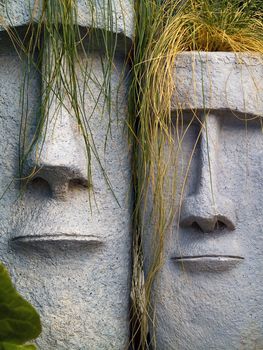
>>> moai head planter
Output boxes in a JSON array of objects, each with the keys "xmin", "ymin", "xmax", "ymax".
[
  {"xmin": 0, "ymin": 0, "xmax": 134, "ymax": 39},
  {"xmin": 143, "ymin": 52, "xmax": 263, "ymax": 349},
  {"xmin": 0, "ymin": 1, "xmax": 134, "ymax": 349}
]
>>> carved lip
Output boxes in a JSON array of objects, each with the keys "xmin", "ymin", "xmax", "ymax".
[
  {"xmin": 11, "ymin": 233, "xmax": 104, "ymax": 246},
  {"xmin": 172, "ymin": 255, "xmax": 244, "ymax": 272}
]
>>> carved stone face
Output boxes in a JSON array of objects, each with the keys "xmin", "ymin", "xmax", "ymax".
[
  {"xmin": 0, "ymin": 0, "xmax": 134, "ymax": 40},
  {"xmin": 0, "ymin": 31, "xmax": 131, "ymax": 349},
  {"xmin": 144, "ymin": 52, "xmax": 263, "ymax": 349}
]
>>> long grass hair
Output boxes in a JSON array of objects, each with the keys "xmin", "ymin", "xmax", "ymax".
[{"xmin": 1, "ymin": 0, "xmax": 130, "ymax": 196}]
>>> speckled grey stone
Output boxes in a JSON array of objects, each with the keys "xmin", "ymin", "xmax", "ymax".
[
  {"xmin": 143, "ymin": 52, "xmax": 263, "ymax": 349},
  {"xmin": 0, "ymin": 0, "xmax": 134, "ymax": 39},
  {"xmin": 0, "ymin": 31, "xmax": 132, "ymax": 349},
  {"xmin": 172, "ymin": 52, "xmax": 263, "ymax": 116}
]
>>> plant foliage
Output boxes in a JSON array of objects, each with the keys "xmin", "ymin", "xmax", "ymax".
[{"xmin": 0, "ymin": 264, "xmax": 41, "ymax": 350}]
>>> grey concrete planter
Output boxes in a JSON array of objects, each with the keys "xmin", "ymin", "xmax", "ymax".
[
  {"xmin": 0, "ymin": 0, "xmax": 134, "ymax": 40},
  {"xmin": 171, "ymin": 51, "xmax": 263, "ymax": 117},
  {"xmin": 144, "ymin": 51, "xmax": 263, "ymax": 349}
]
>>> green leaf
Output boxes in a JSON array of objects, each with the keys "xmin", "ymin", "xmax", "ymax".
[
  {"xmin": 0, "ymin": 343, "xmax": 36, "ymax": 350},
  {"xmin": 0, "ymin": 264, "xmax": 41, "ymax": 344}
]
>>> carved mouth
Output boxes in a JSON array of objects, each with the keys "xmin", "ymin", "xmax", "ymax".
[
  {"xmin": 172, "ymin": 255, "xmax": 244, "ymax": 272},
  {"xmin": 11, "ymin": 233, "xmax": 104, "ymax": 249}
]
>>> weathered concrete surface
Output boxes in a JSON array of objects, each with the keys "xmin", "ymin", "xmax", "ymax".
[
  {"xmin": 144, "ymin": 52, "xmax": 263, "ymax": 349},
  {"xmin": 0, "ymin": 0, "xmax": 134, "ymax": 39},
  {"xmin": 0, "ymin": 32, "xmax": 132, "ymax": 349},
  {"xmin": 172, "ymin": 52, "xmax": 263, "ymax": 116}
]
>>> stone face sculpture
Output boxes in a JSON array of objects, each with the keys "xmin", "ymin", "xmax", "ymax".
[
  {"xmin": 143, "ymin": 52, "xmax": 263, "ymax": 349},
  {"xmin": 0, "ymin": 1, "xmax": 134, "ymax": 349},
  {"xmin": 0, "ymin": 0, "xmax": 134, "ymax": 39}
]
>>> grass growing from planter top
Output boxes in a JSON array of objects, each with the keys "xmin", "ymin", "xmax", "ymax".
[{"xmin": 129, "ymin": 0, "xmax": 263, "ymax": 348}]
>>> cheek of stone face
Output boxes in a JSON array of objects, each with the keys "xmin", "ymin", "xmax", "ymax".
[
  {"xmin": 0, "ymin": 34, "xmax": 41, "ymax": 253},
  {"xmin": 218, "ymin": 115, "xmax": 263, "ymax": 213},
  {"xmin": 158, "ymin": 118, "xmax": 201, "ymax": 226},
  {"xmin": 142, "ymin": 116, "xmax": 199, "ymax": 263},
  {"xmin": 171, "ymin": 118, "xmax": 200, "ymax": 201}
]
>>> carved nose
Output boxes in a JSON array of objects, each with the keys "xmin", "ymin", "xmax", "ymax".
[
  {"xmin": 179, "ymin": 114, "xmax": 236, "ymax": 233},
  {"xmin": 26, "ymin": 43, "xmax": 88, "ymax": 200},
  {"xmin": 28, "ymin": 103, "xmax": 89, "ymax": 200},
  {"xmin": 180, "ymin": 193, "xmax": 236, "ymax": 232}
]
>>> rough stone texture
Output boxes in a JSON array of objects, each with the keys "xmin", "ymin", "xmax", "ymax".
[
  {"xmin": 144, "ymin": 52, "xmax": 263, "ymax": 349},
  {"xmin": 0, "ymin": 0, "xmax": 134, "ymax": 40},
  {"xmin": 0, "ymin": 32, "xmax": 132, "ymax": 349},
  {"xmin": 172, "ymin": 52, "xmax": 263, "ymax": 116}
]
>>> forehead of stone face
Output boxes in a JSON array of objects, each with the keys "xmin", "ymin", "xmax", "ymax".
[
  {"xmin": 171, "ymin": 52, "xmax": 263, "ymax": 117},
  {"xmin": 0, "ymin": 0, "xmax": 134, "ymax": 40}
]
